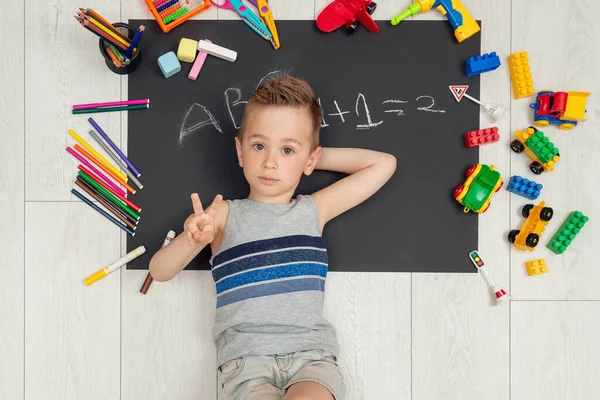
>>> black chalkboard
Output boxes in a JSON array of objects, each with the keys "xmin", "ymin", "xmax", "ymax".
[{"xmin": 126, "ymin": 19, "xmax": 482, "ymax": 273}]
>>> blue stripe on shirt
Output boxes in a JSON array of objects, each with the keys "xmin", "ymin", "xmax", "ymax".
[
  {"xmin": 217, "ymin": 277, "xmax": 325, "ymax": 308},
  {"xmin": 212, "ymin": 249, "xmax": 328, "ymax": 282},
  {"xmin": 212, "ymin": 235, "xmax": 326, "ymax": 267},
  {"xmin": 216, "ymin": 262, "xmax": 327, "ymax": 294}
]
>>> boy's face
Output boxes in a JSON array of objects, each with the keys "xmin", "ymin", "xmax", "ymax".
[{"xmin": 235, "ymin": 105, "xmax": 321, "ymax": 202}]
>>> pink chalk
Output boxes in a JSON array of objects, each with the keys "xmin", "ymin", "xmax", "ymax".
[
  {"xmin": 188, "ymin": 39, "xmax": 211, "ymax": 81},
  {"xmin": 66, "ymin": 146, "xmax": 127, "ymax": 197}
]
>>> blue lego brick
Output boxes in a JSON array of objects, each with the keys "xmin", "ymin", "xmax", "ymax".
[
  {"xmin": 505, "ymin": 175, "xmax": 543, "ymax": 200},
  {"xmin": 465, "ymin": 52, "xmax": 501, "ymax": 77}
]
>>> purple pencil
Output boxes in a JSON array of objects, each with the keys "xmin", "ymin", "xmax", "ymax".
[
  {"xmin": 72, "ymin": 99, "xmax": 149, "ymax": 111},
  {"xmin": 66, "ymin": 146, "xmax": 127, "ymax": 197},
  {"xmin": 87, "ymin": 117, "xmax": 142, "ymax": 178}
]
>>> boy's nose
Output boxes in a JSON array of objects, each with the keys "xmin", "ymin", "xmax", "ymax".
[{"xmin": 263, "ymin": 152, "xmax": 278, "ymax": 169}]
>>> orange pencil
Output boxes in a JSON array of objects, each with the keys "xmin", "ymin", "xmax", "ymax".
[
  {"xmin": 74, "ymin": 144, "xmax": 136, "ymax": 195},
  {"xmin": 80, "ymin": 8, "xmax": 130, "ymax": 42},
  {"xmin": 80, "ymin": 19, "xmax": 129, "ymax": 51},
  {"xmin": 105, "ymin": 44, "xmax": 122, "ymax": 67}
]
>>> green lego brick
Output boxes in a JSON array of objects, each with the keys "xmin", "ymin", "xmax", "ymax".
[
  {"xmin": 525, "ymin": 130, "xmax": 559, "ymax": 164},
  {"xmin": 546, "ymin": 211, "xmax": 589, "ymax": 254}
]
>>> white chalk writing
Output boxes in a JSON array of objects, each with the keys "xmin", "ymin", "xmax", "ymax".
[
  {"xmin": 356, "ymin": 93, "xmax": 383, "ymax": 130},
  {"xmin": 415, "ymin": 95, "xmax": 445, "ymax": 113},
  {"xmin": 179, "ymin": 103, "xmax": 222, "ymax": 147},
  {"xmin": 328, "ymin": 100, "xmax": 350, "ymax": 122},
  {"xmin": 225, "ymin": 88, "xmax": 248, "ymax": 129},
  {"xmin": 382, "ymin": 99, "xmax": 408, "ymax": 116}
]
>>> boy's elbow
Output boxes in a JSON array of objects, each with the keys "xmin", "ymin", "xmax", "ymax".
[
  {"xmin": 385, "ymin": 153, "xmax": 397, "ymax": 175},
  {"xmin": 149, "ymin": 258, "xmax": 173, "ymax": 282}
]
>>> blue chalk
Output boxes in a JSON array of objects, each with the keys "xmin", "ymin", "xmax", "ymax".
[
  {"xmin": 506, "ymin": 175, "xmax": 543, "ymax": 200},
  {"xmin": 158, "ymin": 51, "xmax": 181, "ymax": 78},
  {"xmin": 465, "ymin": 52, "xmax": 501, "ymax": 77}
]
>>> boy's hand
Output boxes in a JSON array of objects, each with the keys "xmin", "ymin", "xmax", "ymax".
[{"xmin": 184, "ymin": 193, "xmax": 223, "ymax": 247}]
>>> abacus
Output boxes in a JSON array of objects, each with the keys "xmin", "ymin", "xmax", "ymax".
[{"xmin": 144, "ymin": 0, "xmax": 211, "ymax": 33}]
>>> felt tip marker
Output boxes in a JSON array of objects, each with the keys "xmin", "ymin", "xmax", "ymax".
[{"xmin": 84, "ymin": 246, "xmax": 146, "ymax": 286}]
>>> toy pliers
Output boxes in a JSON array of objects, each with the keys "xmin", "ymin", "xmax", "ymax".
[{"xmin": 248, "ymin": 0, "xmax": 280, "ymax": 49}]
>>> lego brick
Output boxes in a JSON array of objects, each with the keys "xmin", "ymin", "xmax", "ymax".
[
  {"xmin": 546, "ymin": 211, "xmax": 589, "ymax": 254},
  {"xmin": 177, "ymin": 38, "xmax": 198, "ymax": 63},
  {"xmin": 525, "ymin": 259, "xmax": 547, "ymax": 276},
  {"xmin": 524, "ymin": 129, "xmax": 559, "ymax": 164},
  {"xmin": 507, "ymin": 51, "xmax": 535, "ymax": 99},
  {"xmin": 465, "ymin": 52, "xmax": 501, "ymax": 77},
  {"xmin": 157, "ymin": 51, "xmax": 181, "ymax": 78},
  {"xmin": 198, "ymin": 40, "xmax": 237, "ymax": 63},
  {"xmin": 505, "ymin": 175, "xmax": 543, "ymax": 200},
  {"xmin": 464, "ymin": 127, "xmax": 500, "ymax": 148}
]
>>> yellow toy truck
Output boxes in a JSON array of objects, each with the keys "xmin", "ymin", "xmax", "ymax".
[
  {"xmin": 510, "ymin": 126, "xmax": 560, "ymax": 175},
  {"xmin": 508, "ymin": 201, "xmax": 554, "ymax": 251}
]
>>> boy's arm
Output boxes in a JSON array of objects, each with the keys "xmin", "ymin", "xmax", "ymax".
[{"xmin": 311, "ymin": 147, "xmax": 397, "ymax": 229}]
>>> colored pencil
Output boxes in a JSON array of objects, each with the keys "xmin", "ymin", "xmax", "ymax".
[
  {"xmin": 81, "ymin": 15, "xmax": 131, "ymax": 48},
  {"xmin": 79, "ymin": 8, "xmax": 130, "ymax": 42},
  {"xmin": 72, "ymin": 104, "xmax": 149, "ymax": 114},
  {"xmin": 77, "ymin": 172, "xmax": 141, "ymax": 221},
  {"xmin": 75, "ymin": 179, "xmax": 137, "ymax": 230},
  {"xmin": 73, "ymin": 99, "xmax": 149, "ymax": 110},
  {"xmin": 88, "ymin": 117, "xmax": 142, "ymax": 177},
  {"xmin": 105, "ymin": 44, "xmax": 123, "ymax": 68},
  {"xmin": 88, "ymin": 129, "xmax": 143, "ymax": 190},
  {"xmin": 66, "ymin": 146, "xmax": 126, "ymax": 197},
  {"xmin": 78, "ymin": 166, "xmax": 142, "ymax": 212},
  {"xmin": 74, "ymin": 144, "xmax": 136, "ymax": 195},
  {"xmin": 71, "ymin": 188, "xmax": 135, "ymax": 236},
  {"xmin": 125, "ymin": 25, "xmax": 145, "ymax": 58},
  {"xmin": 75, "ymin": 17, "xmax": 129, "ymax": 51},
  {"xmin": 67, "ymin": 129, "xmax": 128, "ymax": 182},
  {"xmin": 108, "ymin": 44, "xmax": 126, "ymax": 63}
]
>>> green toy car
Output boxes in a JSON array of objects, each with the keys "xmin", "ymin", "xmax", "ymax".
[{"xmin": 453, "ymin": 164, "xmax": 503, "ymax": 213}]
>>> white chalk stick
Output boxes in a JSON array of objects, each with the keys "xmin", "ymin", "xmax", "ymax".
[{"xmin": 197, "ymin": 40, "xmax": 237, "ymax": 63}]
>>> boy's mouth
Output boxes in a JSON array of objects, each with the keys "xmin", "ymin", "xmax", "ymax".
[{"xmin": 258, "ymin": 176, "xmax": 279, "ymax": 185}]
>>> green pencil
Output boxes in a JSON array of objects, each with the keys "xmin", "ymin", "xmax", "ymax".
[
  {"xmin": 72, "ymin": 104, "xmax": 148, "ymax": 114},
  {"xmin": 78, "ymin": 171, "xmax": 141, "ymax": 221},
  {"xmin": 108, "ymin": 43, "xmax": 124, "ymax": 61}
]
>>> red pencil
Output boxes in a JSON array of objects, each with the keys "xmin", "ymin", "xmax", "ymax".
[{"xmin": 78, "ymin": 165, "xmax": 142, "ymax": 213}]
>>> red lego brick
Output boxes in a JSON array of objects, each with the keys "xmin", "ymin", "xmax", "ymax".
[{"xmin": 464, "ymin": 127, "xmax": 500, "ymax": 148}]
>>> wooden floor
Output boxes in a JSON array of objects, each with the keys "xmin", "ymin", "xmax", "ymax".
[{"xmin": 2, "ymin": 0, "xmax": 600, "ymax": 399}]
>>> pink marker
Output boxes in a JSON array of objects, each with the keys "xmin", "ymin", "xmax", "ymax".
[
  {"xmin": 189, "ymin": 39, "xmax": 211, "ymax": 81},
  {"xmin": 72, "ymin": 99, "xmax": 149, "ymax": 111},
  {"xmin": 66, "ymin": 146, "xmax": 127, "ymax": 197}
]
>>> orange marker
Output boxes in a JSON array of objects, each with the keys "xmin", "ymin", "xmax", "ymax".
[{"xmin": 74, "ymin": 144, "xmax": 136, "ymax": 195}]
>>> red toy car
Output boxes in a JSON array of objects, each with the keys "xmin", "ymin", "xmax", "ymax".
[{"xmin": 316, "ymin": 0, "xmax": 379, "ymax": 34}]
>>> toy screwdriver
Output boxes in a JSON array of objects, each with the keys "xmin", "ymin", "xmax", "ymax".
[{"xmin": 391, "ymin": 0, "xmax": 480, "ymax": 43}]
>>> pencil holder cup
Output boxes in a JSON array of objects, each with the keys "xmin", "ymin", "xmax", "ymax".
[{"xmin": 99, "ymin": 22, "xmax": 142, "ymax": 75}]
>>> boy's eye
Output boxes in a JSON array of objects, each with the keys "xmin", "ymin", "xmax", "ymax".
[
  {"xmin": 283, "ymin": 147, "xmax": 295, "ymax": 155},
  {"xmin": 253, "ymin": 143, "xmax": 265, "ymax": 151}
]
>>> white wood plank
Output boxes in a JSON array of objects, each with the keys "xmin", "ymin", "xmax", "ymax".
[
  {"xmin": 512, "ymin": 302, "xmax": 600, "ymax": 400},
  {"xmin": 323, "ymin": 272, "xmax": 411, "ymax": 400},
  {"xmin": 25, "ymin": 0, "xmax": 122, "ymax": 201},
  {"xmin": 412, "ymin": 1, "xmax": 511, "ymax": 399},
  {"xmin": 25, "ymin": 202, "xmax": 120, "ymax": 399},
  {"xmin": 510, "ymin": 0, "xmax": 600, "ymax": 300},
  {"xmin": 0, "ymin": 0, "xmax": 24, "ymax": 397}
]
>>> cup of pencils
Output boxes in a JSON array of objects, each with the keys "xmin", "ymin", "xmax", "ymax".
[{"xmin": 75, "ymin": 9, "xmax": 144, "ymax": 75}]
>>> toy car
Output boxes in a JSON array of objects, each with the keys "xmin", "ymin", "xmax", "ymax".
[
  {"xmin": 453, "ymin": 164, "xmax": 503, "ymax": 214},
  {"xmin": 510, "ymin": 126, "xmax": 560, "ymax": 175},
  {"xmin": 508, "ymin": 201, "xmax": 553, "ymax": 251},
  {"xmin": 316, "ymin": 0, "xmax": 379, "ymax": 34},
  {"xmin": 529, "ymin": 90, "xmax": 590, "ymax": 130}
]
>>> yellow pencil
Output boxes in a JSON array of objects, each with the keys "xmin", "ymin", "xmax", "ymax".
[
  {"xmin": 68, "ymin": 129, "xmax": 128, "ymax": 182},
  {"xmin": 86, "ymin": 16, "xmax": 135, "ymax": 51}
]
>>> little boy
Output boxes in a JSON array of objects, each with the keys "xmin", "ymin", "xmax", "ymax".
[{"xmin": 149, "ymin": 75, "xmax": 397, "ymax": 400}]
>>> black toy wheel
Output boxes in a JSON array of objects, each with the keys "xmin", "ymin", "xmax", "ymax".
[
  {"xmin": 508, "ymin": 230, "xmax": 520, "ymax": 244},
  {"xmin": 540, "ymin": 207, "xmax": 553, "ymax": 221},
  {"xmin": 348, "ymin": 22, "xmax": 359, "ymax": 34},
  {"xmin": 511, "ymin": 140, "xmax": 525, "ymax": 153},
  {"xmin": 525, "ymin": 233, "xmax": 539, "ymax": 247},
  {"xmin": 522, "ymin": 204, "xmax": 534, "ymax": 218},
  {"xmin": 367, "ymin": 2, "xmax": 377, "ymax": 14},
  {"xmin": 529, "ymin": 161, "xmax": 544, "ymax": 175}
]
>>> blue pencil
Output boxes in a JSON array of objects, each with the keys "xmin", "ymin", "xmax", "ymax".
[
  {"xmin": 71, "ymin": 188, "xmax": 136, "ymax": 236},
  {"xmin": 125, "ymin": 25, "xmax": 145, "ymax": 58}
]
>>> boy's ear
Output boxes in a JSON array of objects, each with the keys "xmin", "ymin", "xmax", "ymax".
[
  {"xmin": 304, "ymin": 146, "xmax": 322, "ymax": 176},
  {"xmin": 235, "ymin": 136, "xmax": 243, "ymax": 167}
]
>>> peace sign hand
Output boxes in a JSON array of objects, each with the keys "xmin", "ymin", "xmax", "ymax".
[{"xmin": 184, "ymin": 193, "xmax": 223, "ymax": 247}]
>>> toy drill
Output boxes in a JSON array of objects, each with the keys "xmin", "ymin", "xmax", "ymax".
[{"xmin": 391, "ymin": 0, "xmax": 480, "ymax": 43}]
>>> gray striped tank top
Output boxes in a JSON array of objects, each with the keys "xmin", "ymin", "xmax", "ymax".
[{"xmin": 209, "ymin": 194, "xmax": 339, "ymax": 366}]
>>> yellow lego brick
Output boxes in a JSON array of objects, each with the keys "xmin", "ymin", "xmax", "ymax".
[
  {"xmin": 177, "ymin": 38, "xmax": 198, "ymax": 63},
  {"xmin": 563, "ymin": 91, "xmax": 591, "ymax": 121},
  {"xmin": 508, "ymin": 51, "xmax": 535, "ymax": 99},
  {"xmin": 526, "ymin": 258, "xmax": 548, "ymax": 276},
  {"xmin": 514, "ymin": 201, "xmax": 551, "ymax": 251}
]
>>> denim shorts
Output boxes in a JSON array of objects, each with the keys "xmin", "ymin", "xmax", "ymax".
[{"xmin": 217, "ymin": 348, "xmax": 345, "ymax": 400}]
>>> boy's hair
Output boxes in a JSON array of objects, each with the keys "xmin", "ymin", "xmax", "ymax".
[{"xmin": 238, "ymin": 75, "xmax": 323, "ymax": 150}]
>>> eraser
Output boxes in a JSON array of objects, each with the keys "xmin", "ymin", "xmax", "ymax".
[
  {"xmin": 189, "ymin": 39, "xmax": 211, "ymax": 80},
  {"xmin": 197, "ymin": 40, "xmax": 237, "ymax": 62}
]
